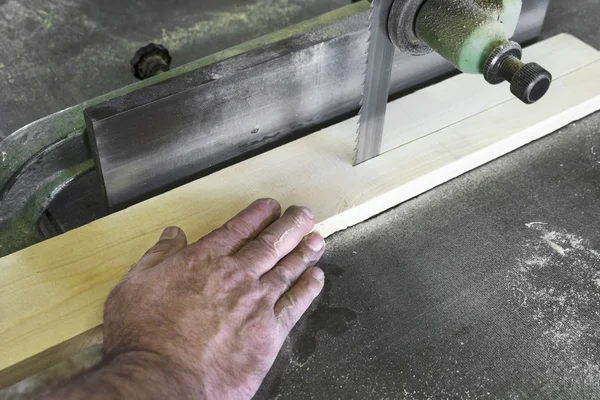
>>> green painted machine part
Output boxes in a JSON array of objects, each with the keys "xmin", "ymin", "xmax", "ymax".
[
  {"xmin": 416, "ymin": 0, "xmax": 522, "ymax": 74},
  {"xmin": 386, "ymin": 0, "xmax": 551, "ymax": 103},
  {"xmin": 408, "ymin": 0, "xmax": 552, "ymax": 103}
]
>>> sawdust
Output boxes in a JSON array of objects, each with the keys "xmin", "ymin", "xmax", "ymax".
[
  {"xmin": 0, "ymin": 0, "xmax": 83, "ymax": 137},
  {"xmin": 0, "ymin": 0, "xmax": 345, "ymax": 138},
  {"xmin": 509, "ymin": 222, "xmax": 600, "ymax": 383},
  {"xmin": 395, "ymin": 363, "xmax": 497, "ymax": 400},
  {"xmin": 0, "ymin": 1, "xmax": 67, "ymax": 31},
  {"xmin": 159, "ymin": 0, "xmax": 300, "ymax": 51}
]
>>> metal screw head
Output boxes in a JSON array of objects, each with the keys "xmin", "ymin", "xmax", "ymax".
[
  {"xmin": 509, "ymin": 62, "xmax": 553, "ymax": 104},
  {"xmin": 483, "ymin": 40, "xmax": 552, "ymax": 104},
  {"xmin": 483, "ymin": 41, "xmax": 522, "ymax": 85},
  {"xmin": 130, "ymin": 43, "xmax": 172, "ymax": 80}
]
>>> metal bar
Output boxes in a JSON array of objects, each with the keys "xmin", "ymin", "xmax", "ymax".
[
  {"xmin": 0, "ymin": 0, "xmax": 549, "ymax": 256},
  {"xmin": 86, "ymin": 0, "xmax": 551, "ymax": 211},
  {"xmin": 0, "ymin": 2, "xmax": 370, "ymax": 256}
]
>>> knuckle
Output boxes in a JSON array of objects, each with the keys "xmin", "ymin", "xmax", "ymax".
[
  {"xmin": 178, "ymin": 247, "xmax": 201, "ymax": 269},
  {"xmin": 255, "ymin": 234, "xmax": 279, "ymax": 258},
  {"xmin": 298, "ymin": 246, "xmax": 317, "ymax": 264},
  {"xmin": 284, "ymin": 291, "xmax": 300, "ymax": 309},
  {"xmin": 223, "ymin": 218, "xmax": 254, "ymax": 239},
  {"xmin": 297, "ymin": 276, "xmax": 315, "ymax": 292},
  {"xmin": 195, "ymin": 234, "xmax": 227, "ymax": 256},
  {"xmin": 218, "ymin": 265, "xmax": 249, "ymax": 290},
  {"xmin": 271, "ymin": 267, "xmax": 292, "ymax": 291},
  {"xmin": 277, "ymin": 304, "xmax": 296, "ymax": 331}
]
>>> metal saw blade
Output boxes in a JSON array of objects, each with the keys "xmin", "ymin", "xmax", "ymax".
[{"xmin": 354, "ymin": 0, "xmax": 396, "ymax": 166}]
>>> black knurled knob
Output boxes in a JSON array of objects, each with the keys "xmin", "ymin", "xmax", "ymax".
[
  {"xmin": 483, "ymin": 41, "xmax": 552, "ymax": 105},
  {"xmin": 504, "ymin": 61, "xmax": 552, "ymax": 104},
  {"xmin": 130, "ymin": 43, "xmax": 172, "ymax": 80}
]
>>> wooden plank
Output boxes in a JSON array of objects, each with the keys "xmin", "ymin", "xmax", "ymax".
[{"xmin": 1, "ymin": 34, "xmax": 599, "ymax": 387}]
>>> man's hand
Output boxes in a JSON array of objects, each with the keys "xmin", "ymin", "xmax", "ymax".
[{"xmin": 47, "ymin": 199, "xmax": 325, "ymax": 400}]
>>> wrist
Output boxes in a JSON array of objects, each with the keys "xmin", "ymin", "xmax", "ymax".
[{"xmin": 102, "ymin": 350, "xmax": 203, "ymax": 399}]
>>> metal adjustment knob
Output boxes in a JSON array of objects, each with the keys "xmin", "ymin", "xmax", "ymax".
[
  {"xmin": 484, "ymin": 41, "xmax": 552, "ymax": 104},
  {"xmin": 130, "ymin": 43, "xmax": 172, "ymax": 80}
]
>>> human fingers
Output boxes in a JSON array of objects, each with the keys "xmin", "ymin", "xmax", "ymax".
[
  {"xmin": 194, "ymin": 198, "xmax": 281, "ymax": 256},
  {"xmin": 234, "ymin": 205, "xmax": 315, "ymax": 275},
  {"xmin": 260, "ymin": 233, "xmax": 325, "ymax": 299},
  {"xmin": 274, "ymin": 267, "xmax": 324, "ymax": 337},
  {"xmin": 129, "ymin": 226, "xmax": 187, "ymax": 275}
]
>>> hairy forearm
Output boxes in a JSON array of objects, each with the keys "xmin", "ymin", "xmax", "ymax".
[{"xmin": 45, "ymin": 351, "xmax": 200, "ymax": 400}]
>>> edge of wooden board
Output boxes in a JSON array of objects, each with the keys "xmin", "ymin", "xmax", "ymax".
[
  {"xmin": 1, "ymin": 33, "xmax": 599, "ymax": 387},
  {"xmin": 0, "ymin": 326, "xmax": 103, "ymax": 389}
]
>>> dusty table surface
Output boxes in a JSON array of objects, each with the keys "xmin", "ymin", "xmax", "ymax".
[{"xmin": 1, "ymin": 0, "xmax": 600, "ymax": 399}]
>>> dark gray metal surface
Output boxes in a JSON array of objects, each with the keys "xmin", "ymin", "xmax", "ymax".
[
  {"xmin": 85, "ymin": 0, "xmax": 548, "ymax": 211},
  {"xmin": 0, "ymin": 0, "xmax": 354, "ymax": 256},
  {"xmin": 258, "ymin": 108, "xmax": 600, "ymax": 400},
  {"xmin": 4, "ymin": 0, "xmax": 546, "ymax": 255},
  {"xmin": 3, "ymin": 3, "xmax": 392, "ymax": 257},
  {"xmin": 0, "ymin": 0, "xmax": 349, "ymax": 140}
]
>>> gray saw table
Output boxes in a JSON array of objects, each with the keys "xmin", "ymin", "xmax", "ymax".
[{"xmin": 1, "ymin": 0, "xmax": 600, "ymax": 398}]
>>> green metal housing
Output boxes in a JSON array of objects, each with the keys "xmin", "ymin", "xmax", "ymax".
[{"xmin": 416, "ymin": 0, "xmax": 522, "ymax": 73}]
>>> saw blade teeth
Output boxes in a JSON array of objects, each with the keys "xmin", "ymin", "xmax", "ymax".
[
  {"xmin": 354, "ymin": 0, "xmax": 396, "ymax": 166},
  {"xmin": 354, "ymin": 0, "xmax": 376, "ymax": 164}
]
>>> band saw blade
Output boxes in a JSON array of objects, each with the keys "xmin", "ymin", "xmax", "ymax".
[{"xmin": 354, "ymin": 0, "xmax": 396, "ymax": 166}]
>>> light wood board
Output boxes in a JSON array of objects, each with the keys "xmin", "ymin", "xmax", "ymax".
[{"xmin": 1, "ymin": 34, "xmax": 599, "ymax": 387}]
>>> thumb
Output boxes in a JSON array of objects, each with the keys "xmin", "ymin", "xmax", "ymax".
[{"xmin": 129, "ymin": 226, "xmax": 188, "ymax": 275}]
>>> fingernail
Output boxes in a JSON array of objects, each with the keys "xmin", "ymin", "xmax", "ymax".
[
  {"xmin": 257, "ymin": 198, "xmax": 281, "ymax": 212},
  {"xmin": 161, "ymin": 226, "xmax": 180, "ymax": 240},
  {"xmin": 310, "ymin": 267, "xmax": 325, "ymax": 282},
  {"xmin": 306, "ymin": 233, "xmax": 324, "ymax": 252},
  {"xmin": 300, "ymin": 206, "xmax": 314, "ymax": 220},
  {"xmin": 258, "ymin": 198, "xmax": 278, "ymax": 206}
]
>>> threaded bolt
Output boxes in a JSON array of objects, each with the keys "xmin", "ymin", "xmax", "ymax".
[{"xmin": 483, "ymin": 41, "xmax": 552, "ymax": 104}]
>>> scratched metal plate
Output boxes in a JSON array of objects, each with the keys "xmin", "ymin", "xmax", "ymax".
[{"xmin": 85, "ymin": 0, "xmax": 549, "ymax": 211}]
